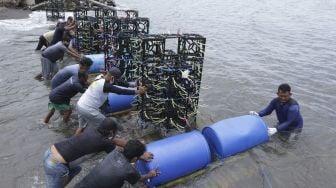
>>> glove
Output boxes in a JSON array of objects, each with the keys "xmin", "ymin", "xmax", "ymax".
[
  {"xmin": 249, "ymin": 111, "xmax": 259, "ymax": 116},
  {"xmin": 268, "ymin": 128, "xmax": 277, "ymax": 136}
]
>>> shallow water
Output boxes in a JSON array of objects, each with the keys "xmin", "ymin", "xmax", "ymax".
[{"xmin": 0, "ymin": 0, "xmax": 336, "ymax": 187}]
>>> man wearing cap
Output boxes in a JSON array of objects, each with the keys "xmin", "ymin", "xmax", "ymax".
[
  {"xmin": 75, "ymin": 67, "xmax": 147, "ymax": 135},
  {"xmin": 51, "ymin": 56, "xmax": 93, "ymax": 89},
  {"xmin": 35, "ymin": 33, "xmax": 82, "ymax": 81},
  {"xmin": 50, "ymin": 16, "xmax": 76, "ymax": 46},
  {"xmin": 43, "ymin": 118, "xmax": 154, "ymax": 188}
]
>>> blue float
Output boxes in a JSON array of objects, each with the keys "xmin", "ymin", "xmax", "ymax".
[
  {"xmin": 86, "ymin": 54, "xmax": 105, "ymax": 74},
  {"xmin": 136, "ymin": 130, "xmax": 211, "ymax": 187},
  {"xmin": 102, "ymin": 92, "xmax": 135, "ymax": 114},
  {"xmin": 85, "ymin": 54, "xmax": 135, "ymax": 113},
  {"xmin": 202, "ymin": 115, "xmax": 269, "ymax": 159}
]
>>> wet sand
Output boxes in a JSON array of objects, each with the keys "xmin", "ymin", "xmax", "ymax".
[{"xmin": 0, "ymin": 7, "xmax": 31, "ymax": 20}]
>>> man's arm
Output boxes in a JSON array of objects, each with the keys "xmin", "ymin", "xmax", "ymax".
[
  {"xmin": 258, "ymin": 99, "xmax": 276, "ymax": 117},
  {"xmin": 115, "ymin": 79, "xmax": 131, "ymax": 87},
  {"xmin": 112, "ymin": 137, "xmax": 127, "ymax": 147},
  {"xmin": 64, "ymin": 22, "xmax": 76, "ymax": 31},
  {"xmin": 140, "ymin": 170, "xmax": 159, "ymax": 181},
  {"xmin": 139, "ymin": 152, "xmax": 154, "ymax": 162},
  {"xmin": 66, "ymin": 48, "xmax": 81, "ymax": 60},
  {"xmin": 276, "ymin": 105, "xmax": 300, "ymax": 131},
  {"xmin": 103, "ymin": 82, "xmax": 147, "ymax": 95}
]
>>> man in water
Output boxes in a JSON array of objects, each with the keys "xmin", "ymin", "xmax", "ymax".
[
  {"xmin": 249, "ymin": 83, "xmax": 303, "ymax": 136},
  {"xmin": 43, "ymin": 118, "xmax": 154, "ymax": 188},
  {"xmin": 74, "ymin": 139, "xmax": 159, "ymax": 188},
  {"xmin": 35, "ymin": 33, "xmax": 82, "ymax": 80},
  {"xmin": 50, "ymin": 56, "xmax": 93, "ymax": 89},
  {"xmin": 43, "ymin": 71, "xmax": 88, "ymax": 124},
  {"xmin": 50, "ymin": 16, "xmax": 76, "ymax": 46},
  {"xmin": 35, "ymin": 30, "xmax": 54, "ymax": 51},
  {"xmin": 75, "ymin": 67, "xmax": 147, "ymax": 135}
]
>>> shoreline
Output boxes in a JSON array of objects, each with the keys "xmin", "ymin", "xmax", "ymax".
[{"xmin": 0, "ymin": 7, "xmax": 31, "ymax": 20}]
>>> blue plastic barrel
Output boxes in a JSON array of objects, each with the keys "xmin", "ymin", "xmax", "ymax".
[
  {"xmin": 202, "ymin": 115, "xmax": 269, "ymax": 159},
  {"xmin": 100, "ymin": 84, "xmax": 136, "ymax": 114},
  {"xmin": 136, "ymin": 131, "xmax": 211, "ymax": 187},
  {"xmin": 86, "ymin": 54, "xmax": 104, "ymax": 74},
  {"xmin": 102, "ymin": 93, "xmax": 135, "ymax": 114}
]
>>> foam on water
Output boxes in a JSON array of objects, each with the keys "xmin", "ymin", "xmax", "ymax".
[{"xmin": 0, "ymin": 11, "xmax": 74, "ymax": 32}]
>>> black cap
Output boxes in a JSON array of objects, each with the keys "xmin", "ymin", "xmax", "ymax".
[
  {"xmin": 108, "ymin": 67, "xmax": 121, "ymax": 79},
  {"xmin": 80, "ymin": 56, "xmax": 93, "ymax": 67}
]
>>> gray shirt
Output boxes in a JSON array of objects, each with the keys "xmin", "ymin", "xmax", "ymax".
[
  {"xmin": 42, "ymin": 41, "xmax": 67, "ymax": 63},
  {"xmin": 74, "ymin": 150, "xmax": 140, "ymax": 188}
]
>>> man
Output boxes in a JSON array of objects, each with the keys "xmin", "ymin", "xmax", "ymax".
[
  {"xmin": 43, "ymin": 71, "xmax": 88, "ymax": 124},
  {"xmin": 35, "ymin": 30, "xmax": 54, "ymax": 50},
  {"xmin": 51, "ymin": 56, "xmax": 93, "ymax": 89},
  {"xmin": 75, "ymin": 67, "xmax": 147, "ymax": 135},
  {"xmin": 50, "ymin": 16, "xmax": 76, "ymax": 46},
  {"xmin": 43, "ymin": 118, "xmax": 154, "ymax": 188},
  {"xmin": 35, "ymin": 33, "xmax": 82, "ymax": 81},
  {"xmin": 74, "ymin": 140, "xmax": 159, "ymax": 188},
  {"xmin": 249, "ymin": 83, "xmax": 303, "ymax": 136}
]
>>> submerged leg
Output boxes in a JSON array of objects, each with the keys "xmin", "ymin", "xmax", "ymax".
[
  {"xmin": 62, "ymin": 109, "xmax": 72, "ymax": 123},
  {"xmin": 44, "ymin": 109, "xmax": 55, "ymax": 124}
]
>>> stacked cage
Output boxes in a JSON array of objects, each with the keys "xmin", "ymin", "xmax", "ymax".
[
  {"xmin": 74, "ymin": 8, "xmax": 149, "ymax": 75},
  {"xmin": 46, "ymin": 0, "xmax": 65, "ymax": 21},
  {"xmin": 137, "ymin": 34, "xmax": 206, "ymax": 133},
  {"xmin": 112, "ymin": 17, "xmax": 149, "ymax": 81},
  {"xmin": 73, "ymin": 7, "xmax": 206, "ymax": 133},
  {"xmin": 74, "ymin": 7, "xmax": 116, "ymax": 54}
]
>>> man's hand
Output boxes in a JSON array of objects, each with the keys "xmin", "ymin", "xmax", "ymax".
[
  {"xmin": 140, "ymin": 152, "xmax": 154, "ymax": 162},
  {"xmin": 147, "ymin": 169, "xmax": 160, "ymax": 178},
  {"xmin": 141, "ymin": 168, "xmax": 160, "ymax": 181},
  {"xmin": 137, "ymin": 86, "xmax": 148, "ymax": 94},
  {"xmin": 268, "ymin": 128, "xmax": 277, "ymax": 136},
  {"xmin": 249, "ymin": 111, "xmax": 259, "ymax": 116}
]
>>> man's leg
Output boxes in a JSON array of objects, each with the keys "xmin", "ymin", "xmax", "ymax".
[
  {"xmin": 44, "ymin": 148, "xmax": 70, "ymax": 188},
  {"xmin": 64, "ymin": 165, "xmax": 81, "ymax": 187},
  {"xmin": 34, "ymin": 73, "xmax": 43, "ymax": 80},
  {"xmin": 41, "ymin": 57, "xmax": 50, "ymax": 80},
  {"xmin": 62, "ymin": 109, "xmax": 72, "ymax": 123},
  {"xmin": 44, "ymin": 109, "xmax": 55, "ymax": 124},
  {"xmin": 49, "ymin": 62, "xmax": 59, "ymax": 80},
  {"xmin": 75, "ymin": 106, "xmax": 105, "ymax": 135},
  {"xmin": 76, "ymin": 105, "xmax": 88, "ymax": 136},
  {"xmin": 35, "ymin": 35, "xmax": 44, "ymax": 50}
]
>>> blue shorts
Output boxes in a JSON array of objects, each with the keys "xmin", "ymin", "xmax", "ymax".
[{"xmin": 43, "ymin": 148, "xmax": 81, "ymax": 188}]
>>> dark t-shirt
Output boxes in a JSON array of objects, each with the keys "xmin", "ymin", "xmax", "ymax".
[
  {"xmin": 258, "ymin": 98, "xmax": 303, "ymax": 132},
  {"xmin": 50, "ymin": 26, "xmax": 65, "ymax": 45},
  {"xmin": 51, "ymin": 64, "xmax": 80, "ymax": 89},
  {"xmin": 74, "ymin": 150, "xmax": 140, "ymax": 188},
  {"xmin": 49, "ymin": 76, "xmax": 86, "ymax": 104},
  {"xmin": 54, "ymin": 126, "xmax": 115, "ymax": 163}
]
